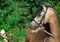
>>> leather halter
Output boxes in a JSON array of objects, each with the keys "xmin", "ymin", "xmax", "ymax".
[{"xmin": 33, "ymin": 7, "xmax": 48, "ymax": 27}]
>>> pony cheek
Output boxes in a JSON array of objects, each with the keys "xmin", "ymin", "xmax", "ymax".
[
  {"xmin": 44, "ymin": 17, "xmax": 50, "ymax": 24},
  {"xmin": 44, "ymin": 14, "xmax": 50, "ymax": 24}
]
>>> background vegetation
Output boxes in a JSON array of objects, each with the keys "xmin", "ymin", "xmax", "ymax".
[{"xmin": 0, "ymin": 0, "xmax": 60, "ymax": 42}]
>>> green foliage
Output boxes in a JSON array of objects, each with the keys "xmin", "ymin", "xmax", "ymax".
[
  {"xmin": 0, "ymin": 36, "xmax": 3, "ymax": 42},
  {"xmin": 0, "ymin": 0, "xmax": 60, "ymax": 42},
  {"xmin": 55, "ymin": 2, "xmax": 60, "ymax": 14},
  {"xmin": 55, "ymin": 2, "xmax": 60, "ymax": 23},
  {"xmin": 0, "ymin": 0, "xmax": 59, "ymax": 31},
  {"xmin": 7, "ymin": 28, "xmax": 26, "ymax": 42}
]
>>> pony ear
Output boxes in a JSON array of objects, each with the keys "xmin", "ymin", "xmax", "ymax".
[{"xmin": 42, "ymin": 5, "xmax": 46, "ymax": 11}]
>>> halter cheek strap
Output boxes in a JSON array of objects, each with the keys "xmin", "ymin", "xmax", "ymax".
[
  {"xmin": 33, "ymin": 7, "xmax": 48, "ymax": 27},
  {"xmin": 39, "ymin": 7, "xmax": 48, "ymax": 24}
]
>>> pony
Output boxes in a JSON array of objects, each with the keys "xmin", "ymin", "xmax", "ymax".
[{"xmin": 26, "ymin": 5, "xmax": 60, "ymax": 42}]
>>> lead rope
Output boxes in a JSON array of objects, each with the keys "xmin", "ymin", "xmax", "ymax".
[
  {"xmin": 38, "ymin": 26, "xmax": 60, "ymax": 42},
  {"xmin": 41, "ymin": 28, "xmax": 60, "ymax": 42},
  {"xmin": 43, "ymin": 29, "xmax": 60, "ymax": 41},
  {"xmin": 39, "ymin": 26, "xmax": 54, "ymax": 37}
]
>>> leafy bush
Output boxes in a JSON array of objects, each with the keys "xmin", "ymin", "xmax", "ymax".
[
  {"xmin": 55, "ymin": 2, "xmax": 60, "ymax": 23},
  {"xmin": 0, "ymin": 0, "xmax": 60, "ymax": 42}
]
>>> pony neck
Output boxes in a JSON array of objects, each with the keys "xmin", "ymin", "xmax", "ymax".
[
  {"xmin": 49, "ymin": 13, "xmax": 60, "ymax": 36},
  {"xmin": 49, "ymin": 12, "xmax": 60, "ymax": 42}
]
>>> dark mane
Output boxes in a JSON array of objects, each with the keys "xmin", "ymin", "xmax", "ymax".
[
  {"xmin": 35, "ymin": 6, "xmax": 43, "ymax": 16},
  {"xmin": 35, "ymin": 5, "xmax": 54, "ymax": 16}
]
